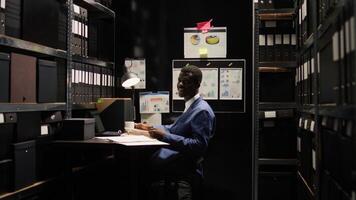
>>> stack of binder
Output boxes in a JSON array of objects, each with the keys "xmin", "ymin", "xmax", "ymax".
[
  {"xmin": 297, "ymin": 116, "xmax": 316, "ymax": 190},
  {"xmin": 259, "ymin": 20, "xmax": 296, "ymax": 62},
  {"xmin": 71, "ymin": 62, "xmax": 114, "ymax": 104},
  {"xmin": 72, "ymin": 4, "xmax": 88, "ymax": 57}
]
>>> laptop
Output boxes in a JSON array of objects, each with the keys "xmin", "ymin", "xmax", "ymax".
[{"xmin": 90, "ymin": 111, "xmax": 122, "ymax": 136}]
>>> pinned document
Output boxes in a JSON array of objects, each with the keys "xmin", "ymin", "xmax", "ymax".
[
  {"xmin": 184, "ymin": 27, "xmax": 227, "ymax": 58},
  {"xmin": 41, "ymin": 125, "xmax": 49, "ymax": 136}
]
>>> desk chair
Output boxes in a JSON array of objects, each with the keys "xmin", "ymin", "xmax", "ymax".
[
  {"xmin": 148, "ymin": 157, "xmax": 204, "ymax": 200},
  {"xmin": 149, "ymin": 117, "xmax": 215, "ymax": 200}
]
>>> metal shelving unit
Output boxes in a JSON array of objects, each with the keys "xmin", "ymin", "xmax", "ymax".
[
  {"xmin": 0, "ymin": 35, "xmax": 67, "ymax": 59},
  {"xmin": 0, "ymin": 0, "xmax": 116, "ymax": 198},
  {"xmin": 0, "ymin": 103, "xmax": 67, "ymax": 113},
  {"xmin": 296, "ymin": 0, "xmax": 356, "ymax": 199},
  {"xmin": 254, "ymin": 2, "xmax": 298, "ymax": 200}
]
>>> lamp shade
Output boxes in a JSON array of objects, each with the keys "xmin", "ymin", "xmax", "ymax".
[{"xmin": 121, "ymin": 72, "xmax": 140, "ymax": 88}]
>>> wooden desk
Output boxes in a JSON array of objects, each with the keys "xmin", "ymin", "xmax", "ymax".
[{"xmin": 53, "ymin": 136, "xmax": 168, "ymax": 200}]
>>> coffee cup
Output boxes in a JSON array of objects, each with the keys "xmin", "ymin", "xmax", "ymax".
[{"xmin": 125, "ymin": 121, "xmax": 135, "ymax": 132}]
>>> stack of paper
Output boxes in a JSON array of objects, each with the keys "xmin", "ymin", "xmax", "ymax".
[{"xmin": 96, "ymin": 135, "xmax": 168, "ymax": 146}]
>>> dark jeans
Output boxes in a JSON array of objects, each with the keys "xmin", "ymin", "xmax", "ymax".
[{"xmin": 149, "ymin": 178, "xmax": 193, "ymax": 200}]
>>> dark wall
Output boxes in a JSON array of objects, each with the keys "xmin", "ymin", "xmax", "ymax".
[{"xmin": 113, "ymin": 0, "xmax": 253, "ymax": 199}]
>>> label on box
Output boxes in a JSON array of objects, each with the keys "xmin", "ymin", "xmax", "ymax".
[
  {"xmin": 41, "ymin": 125, "xmax": 49, "ymax": 136},
  {"xmin": 310, "ymin": 121, "xmax": 315, "ymax": 132},
  {"xmin": 0, "ymin": 113, "xmax": 4, "ymax": 123},
  {"xmin": 0, "ymin": 0, "xmax": 5, "ymax": 9},
  {"xmin": 304, "ymin": 119, "xmax": 308, "ymax": 130},
  {"xmin": 299, "ymin": 118, "xmax": 303, "ymax": 128},
  {"xmin": 264, "ymin": 111, "xmax": 276, "ymax": 118},
  {"xmin": 297, "ymin": 137, "xmax": 301, "ymax": 152}
]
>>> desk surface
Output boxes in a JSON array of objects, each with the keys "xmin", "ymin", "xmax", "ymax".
[{"xmin": 53, "ymin": 135, "xmax": 169, "ymax": 148}]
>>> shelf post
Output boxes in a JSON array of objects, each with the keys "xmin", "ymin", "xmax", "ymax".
[{"xmin": 66, "ymin": 0, "xmax": 73, "ymax": 119}]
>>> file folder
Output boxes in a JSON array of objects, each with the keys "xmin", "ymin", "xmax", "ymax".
[
  {"xmin": 5, "ymin": 0, "xmax": 21, "ymax": 37},
  {"xmin": 0, "ymin": 11, "xmax": 4, "ymax": 34},
  {"xmin": 0, "ymin": 53, "xmax": 10, "ymax": 102},
  {"xmin": 38, "ymin": 59, "xmax": 58, "ymax": 103}
]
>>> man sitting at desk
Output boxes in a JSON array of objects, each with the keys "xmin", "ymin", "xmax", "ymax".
[{"xmin": 135, "ymin": 65, "xmax": 216, "ymax": 200}]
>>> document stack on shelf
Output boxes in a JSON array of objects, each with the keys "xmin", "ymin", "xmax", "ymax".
[{"xmin": 72, "ymin": 4, "xmax": 88, "ymax": 57}]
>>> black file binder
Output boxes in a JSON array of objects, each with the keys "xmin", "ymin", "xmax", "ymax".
[
  {"xmin": 0, "ymin": 159, "xmax": 12, "ymax": 193},
  {"xmin": 290, "ymin": 34, "xmax": 297, "ymax": 61},
  {"xmin": 22, "ymin": 0, "xmax": 66, "ymax": 49},
  {"xmin": 38, "ymin": 59, "xmax": 58, "ymax": 103},
  {"xmin": 0, "ymin": 11, "xmax": 4, "ymax": 34},
  {"xmin": 5, "ymin": 0, "xmax": 21, "ymax": 37},
  {"xmin": 0, "ymin": 52, "xmax": 10, "ymax": 102},
  {"xmin": 15, "ymin": 112, "xmax": 40, "ymax": 142},
  {"xmin": 0, "ymin": 113, "xmax": 16, "ymax": 160},
  {"xmin": 282, "ymin": 34, "xmax": 290, "ymax": 61},
  {"xmin": 81, "ymin": 7, "xmax": 88, "ymax": 57},
  {"xmin": 266, "ymin": 34, "xmax": 275, "ymax": 62},
  {"xmin": 72, "ymin": 62, "xmax": 79, "ymax": 103},
  {"xmin": 88, "ymin": 64, "xmax": 94, "ymax": 102},
  {"xmin": 300, "ymin": 127, "xmax": 313, "ymax": 186},
  {"xmin": 319, "ymin": 38, "xmax": 339, "ymax": 104},
  {"xmin": 94, "ymin": 66, "xmax": 101, "ymax": 101},
  {"xmin": 13, "ymin": 140, "xmax": 36, "ymax": 190},
  {"xmin": 259, "ymin": 34, "xmax": 267, "ymax": 62},
  {"xmin": 83, "ymin": 64, "xmax": 89, "ymax": 102},
  {"xmin": 274, "ymin": 34, "xmax": 283, "ymax": 61}
]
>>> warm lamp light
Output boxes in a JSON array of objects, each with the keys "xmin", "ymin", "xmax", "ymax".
[{"xmin": 121, "ymin": 72, "xmax": 140, "ymax": 88}]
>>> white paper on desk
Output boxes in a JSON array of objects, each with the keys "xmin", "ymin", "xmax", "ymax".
[{"xmin": 96, "ymin": 135, "xmax": 168, "ymax": 146}]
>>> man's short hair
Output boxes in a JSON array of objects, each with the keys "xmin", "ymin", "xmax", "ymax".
[{"xmin": 181, "ymin": 65, "xmax": 202, "ymax": 86}]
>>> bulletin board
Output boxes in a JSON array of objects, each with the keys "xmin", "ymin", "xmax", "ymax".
[{"xmin": 172, "ymin": 59, "xmax": 246, "ymax": 113}]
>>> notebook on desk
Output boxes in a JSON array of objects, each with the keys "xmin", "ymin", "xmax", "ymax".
[{"xmin": 90, "ymin": 111, "xmax": 122, "ymax": 136}]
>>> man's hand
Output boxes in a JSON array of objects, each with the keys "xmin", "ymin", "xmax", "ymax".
[
  {"xmin": 134, "ymin": 123, "xmax": 153, "ymax": 131},
  {"xmin": 148, "ymin": 128, "xmax": 165, "ymax": 140}
]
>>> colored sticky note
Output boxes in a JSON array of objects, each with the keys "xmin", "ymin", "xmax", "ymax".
[{"xmin": 199, "ymin": 48, "xmax": 208, "ymax": 57}]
